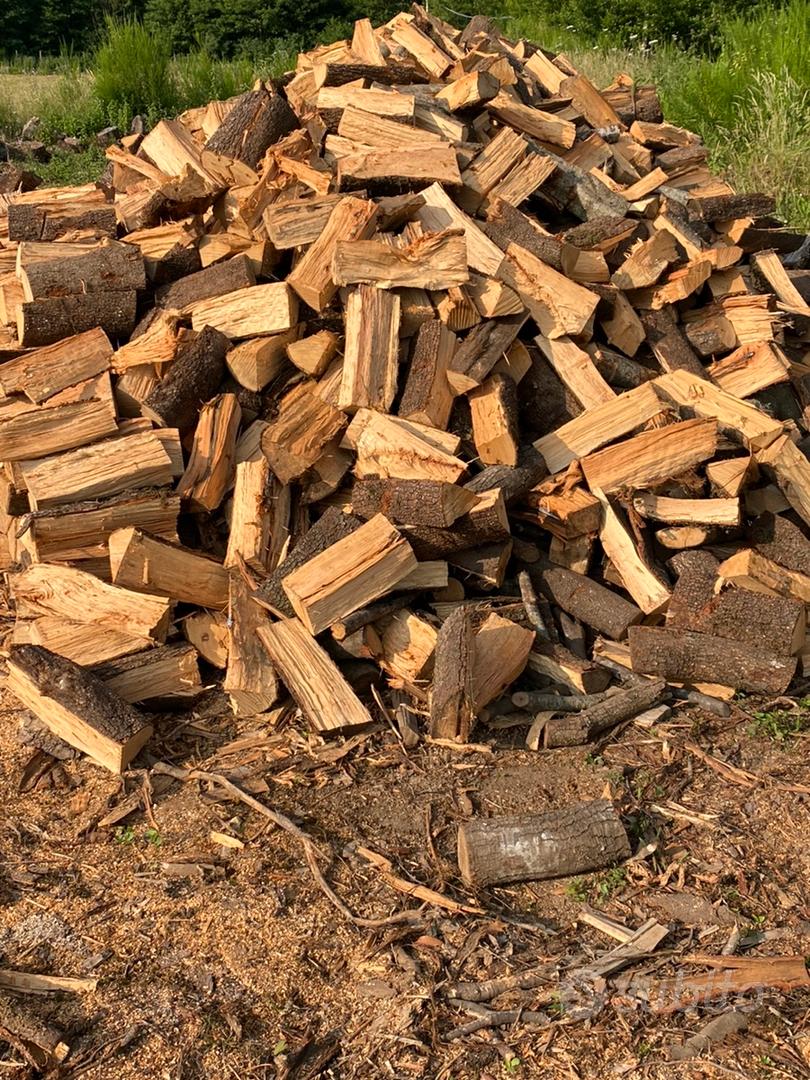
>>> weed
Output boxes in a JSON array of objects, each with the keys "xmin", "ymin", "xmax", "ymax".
[
  {"xmin": 584, "ymin": 752, "xmax": 605, "ymax": 766},
  {"xmin": 115, "ymin": 825, "xmax": 136, "ymax": 845},
  {"xmin": 565, "ymin": 877, "xmax": 588, "ymax": 902},
  {"xmin": 748, "ymin": 700, "xmax": 810, "ymax": 744},
  {"xmin": 595, "ymin": 867, "xmax": 627, "ymax": 900},
  {"xmin": 503, "ymin": 1054, "xmax": 522, "ymax": 1073},
  {"xmin": 144, "ymin": 828, "xmax": 163, "ymax": 848},
  {"xmin": 273, "ymin": 1038, "xmax": 288, "ymax": 1056},
  {"xmin": 637, "ymin": 1040, "xmax": 653, "ymax": 1059},
  {"xmin": 30, "ymin": 146, "xmax": 106, "ymax": 186}
]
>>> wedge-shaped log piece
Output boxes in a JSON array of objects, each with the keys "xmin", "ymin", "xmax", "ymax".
[
  {"xmin": 10, "ymin": 563, "xmax": 171, "ymax": 642},
  {"xmin": 379, "ymin": 609, "xmax": 437, "ymax": 682},
  {"xmin": 262, "ymin": 381, "xmax": 346, "ymax": 484},
  {"xmin": 225, "ymin": 457, "xmax": 273, "ymax": 571},
  {"xmin": 19, "ymin": 489, "xmax": 179, "ymax": 564},
  {"xmin": 177, "ymin": 393, "xmax": 241, "ymax": 512},
  {"xmin": 287, "ymin": 196, "xmax": 378, "ymax": 313},
  {"xmin": 226, "ymin": 328, "xmax": 298, "ymax": 393},
  {"xmin": 581, "ymin": 418, "xmax": 718, "ymax": 494},
  {"xmin": 716, "ymin": 547, "xmax": 810, "ymax": 604},
  {"xmin": 486, "ymin": 91, "xmax": 576, "ymax": 149},
  {"xmin": 184, "ymin": 610, "xmax": 229, "ymax": 668},
  {"xmin": 487, "ymin": 152, "xmax": 556, "ymax": 211},
  {"xmin": 338, "ymin": 285, "xmax": 400, "ymax": 412},
  {"xmin": 750, "ymin": 511, "xmax": 810, "ymax": 576},
  {"xmin": 94, "ymin": 643, "xmax": 202, "ymax": 707},
  {"xmin": 446, "ymin": 313, "xmax": 526, "ymax": 394},
  {"xmin": 398, "ymin": 319, "xmax": 456, "ymax": 429},
  {"xmin": 629, "ymin": 624, "xmax": 796, "ymax": 694},
  {"xmin": 263, "ymin": 193, "xmax": 345, "ymax": 250},
  {"xmin": 188, "ymin": 283, "xmax": 297, "ymax": 339},
  {"xmin": 756, "ymin": 435, "xmax": 810, "ymax": 528},
  {"xmin": 282, "ymin": 513, "xmax": 417, "ymax": 636},
  {"xmin": 656, "ymin": 369, "xmax": 783, "ymax": 451},
  {"xmin": 332, "ymin": 228, "xmax": 468, "ymax": 291},
  {"xmin": 351, "ymin": 477, "xmax": 478, "ymax": 527},
  {"xmin": 472, "ymin": 613, "xmax": 534, "ymax": 712},
  {"xmin": 430, "ymin": 605, "xmax": 474, "ymax": 741},
  {"xmin": 19, "ymin": 431, "xmax": 174, "ymax": 511},
  {"xmin": 595, "ymin": 490, "xmax": 670, "ymax": 614},
  {"xmin": 141, "ymin": 325, "xmax": 230, "ymax": 430},
  {"xmin": 458, "ymin": 800, "xmax": 630, "ymax": 886},
  {"xmin": 436, "ymin": 69, "xmax": 499, "ymax": 111},
  {"xmin": 205, "ymin": 85, "xmax": 297, "ymax": 169},
  {"xmin": 347, "ymin": 409, "xmax": 467, "ymax": 483},
  {"xmin": 642, "ymin": 307, "xmax": 706, "ymax": 378},
  {"xmin": 458, "ymin": 127, "xmax": 528, "ymax": 212},
  {"xmin": 108, "ymin": 527, "xmax": 230, "ymax": 610},
  {"xmin": 224, "ymin": 575, "xmax": 279, "ymax": 716},
  {"xmin": 286, "ymin": 330, "xmax": 339, "ymax": 378},
  {"xmin": 24, "ymin": 617, "xmax": 149, "ymax": 666},
  {"xmin": 535, "ymin": 335, "xmax": 614, "ymax": 410},
  {"xmin": 0, "ymin": 395, "xmax": 117, "ymax": 461},
  {"xmin": 0, "ymin": 326, "xmax": 111, "ymax": 403},
  {"xmin": 6, "ymin": 645, "xmax": 152, "ymax": 773},
  {"xmin": 468, "ymin": 373, "xmax": 519, "ymax": 466},
  {"xmin": 156, "ymin": 252, "xmax": 255, "ymax": 312},
  {"xmin": 534, "ymin": 381, "xmax": 663, "ymax": 475},
  {"xmin": 414, "ymin": 182, "xmax": 504, "ymax": 277},
  {"xmin": 706, "ymin": 455, "xmax": 753, "ymax": 498},
  {"xmin": 527, "ymin": 642, "xmax": 611, "ymax": 694},
  {"xmin": 402, "ymin": 488, "xmax": 511, "ymax": 560},
  {"xmin": 611, "ymin": 229, "xmax": 678, "ymax": 290},
  {"xmin": 630, "ymin": 120, "xmax": 697, "ymax": 149},
  {"xmin": 500, "ymin": 242, "xmax": 598, "ymax": 339},
  {"xmin": 707, "ymin": 342, "xmax": 789, "ymax": 398},
  {"xmin": 258, "ymin": 617, "xmax": 373, "ymax": 733},
  {"xmin": 390, "ymin": 19, "xmax": 452, "ymax": 78},
  {"xmin": 634, "ymin": 494, "xmax": 740, "ymax": 527},
  {"xmin": 337, "ymin": 146, "xmax": 461, "ymax": 192},
  {"xmin": 525, "ymin": 483, "xmax": 601, "ymax": 539}
]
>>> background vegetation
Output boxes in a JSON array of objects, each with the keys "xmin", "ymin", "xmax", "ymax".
[{"xmin": 0, "ymin": 0, "xmax": 807, "ymax": 227}]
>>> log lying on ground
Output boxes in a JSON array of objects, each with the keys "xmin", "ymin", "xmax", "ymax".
[
  {"xmin": 6, "ymin": 645, "xmax": 152, "ymax": 773},
  {"xmin": 543, "ymin": 677, "xmax": 666, "ymax": 747},
  {"xmin": 458, "ymin": 800, "xmax": 631, "ymax": 886}
]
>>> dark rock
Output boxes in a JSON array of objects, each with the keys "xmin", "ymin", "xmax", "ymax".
[
  {"xmin": 56, "ymin": 135, "xmax": 83, "ymax": 153},
  {"xmin": 96, "ymin": 125, "xmax": 121, "ymax": 147},
  {"xmin": 130, "ymin": 115, "xmax": 146, "ymax": 136},
  {"xmin": 0, "ymin": 163, "xmax": 42, "ymax": 194},
  {"xmin": 19, "ymin": 116, "xmax": 40, "ymax": 141}
]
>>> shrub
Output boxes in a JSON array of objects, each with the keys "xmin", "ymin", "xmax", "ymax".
[
  {"xmin": 173, "ymin": 49, "xmax": 254, "ymax": 107},
  {"xmin": 93, "ymin": 16, "xmax": 177, "ymax": 124}
]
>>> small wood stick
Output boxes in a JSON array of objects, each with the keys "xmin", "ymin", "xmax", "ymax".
[{"xmin": 518, "ymin": 570, "xmax": 551, "ymax": 641}]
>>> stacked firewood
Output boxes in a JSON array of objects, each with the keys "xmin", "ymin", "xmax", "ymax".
[{"xmin": 1, "ymin": 6, "xmax": 810, "ymax": 777}]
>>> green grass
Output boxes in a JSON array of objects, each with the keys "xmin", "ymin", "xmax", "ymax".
[{"xmin": 748, "ymin": 698, "xmax": 810, "ymax": 743}]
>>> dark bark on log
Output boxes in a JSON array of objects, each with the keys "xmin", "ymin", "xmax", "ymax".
[
  {"xmin": 205, "ymin": 87, "xmax": 298, "ymax": 168},
  {"xmin": 591, "ymin": 344, "xmax": 655, "ymax": 389},
  {"xmin": 449, "ymin": 314, "xmax": 527, "ymax": 391},
  {"xmin": 641, "ymin": 307, "xmax": 707, "ymax": 378},
  {"xmin": 17, "ymin": 291, "xmax": 137, "ymax": 347},
  {"xmin": 351, "ymin": 477, "xmax": 475, "ymax": 527},
  {"xmin": 533, "ymin": 150, "xmax": 628, "ymax": 221},
  {"xmin": 458, "ymin": 799, "xmax": 630, "ymax": 885},
  {"xmin": 142, "ymin": 325, "xmax": 230, "ymax": 430},
  {"xmin": 255, "ymin": 507, "xmax": 364, "ymax": 617},
  {"xmin": 448, "ymin": 540, "xmax": 513, "ymax": 585},
  {"xmin": 331, "ymin": 592, "xmax": 420, "ymax": 640},
  {"xmin": 465, "ymin": 444, "xmax": 548, "ymax": 504},
  {"xmin": 482, "ymin": 198, "xmax": 565, "ymax": 271},
  {"xmin": 628, "ymin": 625, "xmax": 797, "ymax": 694},
  {"xmin": 314, "ymin": 62, "xmax": 428, "ymax": 87},
  {"xmin": 529, "ymin": 560, "xmax": 642, "ymax": 640},
  {"xmin": 634, "ymin": 84, "xmax": 663, "ymax": 123},
  {"xmin": 156, "ymin": 253, "xmax": 255, "ymax": 310},
  {"xmin": 689, "ymin": 192, "xmax": 776, "ymax": 223},
  {"xmin": 656, "ymin": 144, "xmax": 709, "ymax": 175},
  {"xmin": 22, "ymin": 243, "xmax": 145, "ymax": 299},
  {"xmin": 404, "ymin": 513, "xmax": 511, "ymax": 561},
  {"xmin": 519, "ymin": 350, "xmax": 582, "ymax": 440},
  {"xmin": 543, "ymin": 678, "xmax": 666, "ymax": 747},
  {"xmin": 562, "ymin": 215, "xmax": 638, "ymax": 251},
  {"xmin": 8, "ymin": 202, "xmax": 117, "ymax": 242},
  {"xmin": 6, "ymin": 645, "xmax": 152, "ymax": 773},
  {"xmin": 430, "ymin": 605, "xmax": 474, "ymax": 740},
  {"xmin": 750, "ymin": 512, "xmax": 810, "ymax": 576}
]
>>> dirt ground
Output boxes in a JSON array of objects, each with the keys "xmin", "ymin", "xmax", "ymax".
[{"xmin": 0, "ymin": 678, "xmax": 809, "ymax": 1080}]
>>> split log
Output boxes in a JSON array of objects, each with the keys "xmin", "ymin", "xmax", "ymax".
[
  {"xmin": 261, "ymin": 381, "xmax": 346, "ymax": 483},
  {"xmin": 226, "ymin": 328, "xmax": 298, "ymax": 393},
  {"xmin": 401, "ymin": 488, "xmax": 510, "ymax": 560},
  {"xmin": 471, "ymin": 613, "xmax": 534, "ymax": 712},
  {"xmin": 398, "ymin": 319, "xmax": 456, "ymax": 429},
  {"xmin": 19, "ymin": 241, "xmax": 145, "ymax": 301},
  {"xmin": 468, "ymin": 373, "xmax": 519, "ymax": 466},
  {"xmin": 0, "ymin": 395, "xmax": 118, "ymax": 461},
  {"xmin": 281, "ymin": 513, "xmax": 416, "ymax": 635},
  {"xmin": 628, "ymin": 625, "xmax": 796, "ymax": 694},
  {"xmin": 286, "ymin": 329, "xmax": 339, "ymax": 378},
  {"xmin": 499, "ymin": 243, "xmax": 598, "ymax": 340},
  {"xmin": 581, "ymin": 418, "xmax": 718, "ymax": 494},
  {"xmin": 544, "ymin": 678, "xmax": 666, "ymax": 747},
  {"xmin": 8, "ymin": 201, "xmax": 117, "ymax": 243},
  {"xmin": 225, "ymin": 457, "xmax": 273, "ymax": 571},
  {"xmin": 155, "ymin": 252, "xmax": 255, "ymax": 311},
  {"xmin": 446, "ymin": 314, "xmax": 527, "ymax": 394},
  {"xmin": 337, "ymin": 146, "xmax": 462, "ymax": 193},
  {"xmin": 93, "ymin": 643, "xmax": 202, "ymax": 707},
  {"xmin": 6, "ymin": 645, "xmax": 153, "ymax": 772},
  {"xmin": 287, "ymin": 196, "xmax": 378, "ymax": 312},
  {"xmin": 0, "ymin": 326, "xmax": 112, "ymax": 403},
  {"xmin": 224, "ymin": 575, "xmax": 279, "ymax": 716},
  {"xmin": 526, "ymin": 641, "xmax": 611, "ymax": 694},
  {"xmin": 17, "ymin": 291, "xmax": 138, "ymax": 348},
  {"xmin": 339, "ymin": 285, "xmax": 401, "ymax": 412},
  {"xmin": 177, "ymin": 393, "xmax": 241, "ymax": 512},
  {"xmin": 429, "ymin": 605, "xmax": 474, "ymax": 741},
  {"xmin": 750, "ymin": 512, "xmax": 810, "ymax": 576},
  {"xmin": 183, "ymin": 610, "xmax": 229, "ymax": 667},
  {"xmin": 257, "ymin": 617, "xmax": 374, "ymax": 734},
  {"xmin": 332, "ymin": 229, "xmax": 467, "ymax": 290},
  {"xmin": 141, "ymin": 325, "xmax": 230, "ymax": 430},
  {"xmin": 458, "ymin": 800, "xmax": 630, "ymax": 886},
  {"xmin": 351, "ymin": 477, "xmax": 478, "ymax": 527},
  {"xmin": 346, "ymin": 409, "xmax": 467, "ymax": 484},
  {"xmin": 205, "ymin": 86, "xmax": 297, "ymax": 168},
  {"xmin": 188, "ymin": 282, "xmax": 297, "ymax": 339},
  {"xmin": 19, "ymin": 431, "xmax": 174, "ymax": 510},
  {"xmin": 633, "ymin": 494, "xmax": 741, "ymax": 527},
  {"xmin": 108, "ymin": 527, "xmax": 229, "ymax": 609}
]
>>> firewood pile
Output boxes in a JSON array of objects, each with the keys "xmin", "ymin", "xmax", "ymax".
[{"xmin": 2, "ymin": 6, "xmax": 810, "ymax": 789}]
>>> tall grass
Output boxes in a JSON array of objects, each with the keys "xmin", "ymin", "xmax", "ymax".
[{"xmin": 93, "ymin": 16, "xmax": 177, "ymax": 124}]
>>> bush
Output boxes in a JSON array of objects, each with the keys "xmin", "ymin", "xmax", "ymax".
[
  {"xmin": 93, "ymin": 16, "xmax": 177, "ymax": 123},
  {"xmin": 174, "ymin": 49, "xmax": 254, "ymax": 107}
]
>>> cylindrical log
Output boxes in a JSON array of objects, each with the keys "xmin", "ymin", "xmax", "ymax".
[
  {"xmin": 141, "ymin": 325, "xmax": 230, "ymax": 430},
  {"xmin": 529, "ymin": 561, "xmax": 642, "ymax": 640},
  {"xmin": 458, "ymin": 799, "xmax": 631, "ymax": 886},
  {"xmin": 205, "ymin": 87, "xmax": 298, "ymax": 168},
  {"xmin": 465, "ymin": 445, "xmax": 548, "ymax": 504},
  {"xmin": 543, "ymin": 678, "xmax": 666, "ymax": 747}
]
